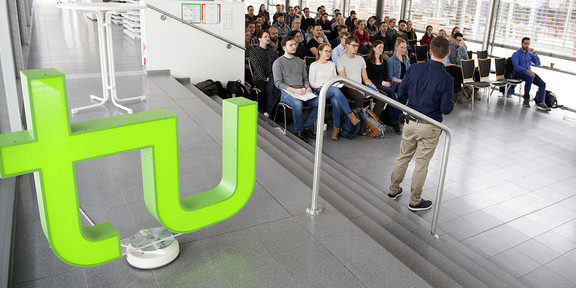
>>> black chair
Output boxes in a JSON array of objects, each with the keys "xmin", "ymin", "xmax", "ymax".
[
  {"xmin": 414, "ymin": 45, "xmax": 428, "ymax": 63},
  {"xmin": 477, "ymin": 50, "xmax": 488, "ymax": 62},
  {"xmin": 461, "ymin": 59, "xmax": 490, "ymax": 110},
  {"xmin": 304, "ymin": 56, "xmax": 316, "ymax": 67},
  {"xmin": 247, "ymin": 58, "xmax": 261, "ymax": 109},
  {"xmin": 478, "ymin": 58, "xmax": 497, "ymax": 107},
  {"xmin": 494, "ymin": 57, "xmax": 522, "ymax": 105},
  {"xmin": 467, "ymin": 50, "xmax": 473, "ymax": 60}
]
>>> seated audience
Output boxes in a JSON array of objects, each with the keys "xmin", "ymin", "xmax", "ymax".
[
  {"xmin": 345, "ymin": 10, "xmax": 356, "ymax": 28},
  {"xmin": 386, "ymin": 19, "xmax": 397, "ymax": 40},
  {"xmin": 257, "ymin": 4, "xmax": 270, "ymax": 27},
  {"xmin": 272, "ymin": 4, "xmax": 282, "ymax": 24},
  {"xmin": 372, "ymin": 21, "xmax": 394, "ymax": 60},
  {"xmin": 307, "ymin": 24, "xmax": 326, "ymax": 57},
  {"xmin": 406, "ymin": 20, "xmax": 417, "ymax": 40},
  {"xmin": 420, "ymin": 25, "xmax": 434, "ymax": 48},
  {"xmin": 246, "ymin": 5, "xmax": 257, "ymax": 22},
  {"xmin": 511, "ymin": 37, "xmax": 549, "ymax": 111},
  {"xmin": 438, "ymin": 29, "xmax": 447, "ymax": 38},
  {"xmin": 388, "ymin": 38, "xmax": 411, "ymax": 92},
  {"xmin": 330, "ymin": 25, "xmax": 348, "ymax": 48},
  {"xmin": 450, "ymin": 27, "xmax": 468, "ymax": 50},
  {"xmin": 271, "ymin": 13, "xmax": 291, "ymax": 38},
  {"xmin": 337, "ymin": 36, "xmax": 378, "ymax": 109},
  {"xmin": 285, "ymin": 6, "xmax": 297, "ymax": 27},
  {"xmin": 366, "ymin": 16, "xmax": 379, "ymax": 37},
  {"xmin": 448, "ymin": 32, "xmax": 469, "ymax": 65},
  {"xmin": 301, "ymin": 7, "xmax": 315, "ymax": 31},
  {"xmin": 309, "ymin": 43, "xmax": 360, "ymax": 140},
  {"xmin": 268, "ymin": 27, "xmax": 281, "ymax": 53},
  {"xmin": 365, "ymin": 40, "xmax": 402, "ymax": 134},
  {"xmin": 317, "ymin": 13, "xmax": 332, "ymax": 35},
  {"xmin": 331, "ymin": 15, "xmax": 346, "ymax": 32},
  {"xmin": 331, "ymin": 31, "xmax": 349, "ymax": 65},
  {"xmin": 291, "ymin": 18, "xmax": 307, "ymax": 42},
  {"xmin": 250, "ymin": 30, "xmax": 278, "ymax": 112},
  {"xmin": 273, "ymin": 36, "xmax": 319, "ymax": 142},
  {"xmin": 330, "ymin": 9, "xmax": 341, "ymax": 25},
  {"xmin": 291, "ymin": 30, "xmax": 307, "ymax": 59},
  {"xmin": 353, "ymin": 20, "xmax": 371, "ymax": 54},
  {"xmin": 246, "ymin": 21, "xmax": 258, "ymax": 46},
  {"xmin": 390, "ymin": 20, "xmax": 409, "ymax": 52}
]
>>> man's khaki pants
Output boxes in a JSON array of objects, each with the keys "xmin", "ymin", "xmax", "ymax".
[{"xmin": 389, "ymin": 121, "xmax": 441, "ymax": 206}]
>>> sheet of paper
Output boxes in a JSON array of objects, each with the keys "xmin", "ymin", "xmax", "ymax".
[
  {"xmin": 181, "ymin": 4, "xmax": 201, "ymax": 24},
  {"xmin": 282, "ymin": 89, "xmax": 317, "ymax": 102},
  {"xmin": 202, "ymin": 4, "xmax": 220, "ymax": 24},
  {"xmin": 332, "ymin": 83, "xmax": 344, "ymax": 88}
]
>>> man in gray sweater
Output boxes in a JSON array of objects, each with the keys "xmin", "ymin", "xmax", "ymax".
[{"xmin": 273, "ymin": 36, "xmax": 318, "ymax": 142}]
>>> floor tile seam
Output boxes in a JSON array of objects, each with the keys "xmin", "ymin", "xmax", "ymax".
[
  {"xmin": 291, "ymin": 216, "xmax": 369, "ymax": 288},
  {"xmin": 488, "ymin": 246, "xmax": 548, "ymax": 279},
  {"xmin": 11, "ymin": 267, "xmax": 86, "ymax": 286}
]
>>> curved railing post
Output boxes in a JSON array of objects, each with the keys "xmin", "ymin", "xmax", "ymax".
[{"xmin": 307, "ymin": 76, "xmax": 451, "ymax": 237}]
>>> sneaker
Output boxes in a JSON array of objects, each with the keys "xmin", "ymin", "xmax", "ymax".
[
  {"xmin": 536, "ymin": 102, "xmax": 551, "ymax": 111},
  {"xmin": 388, "ymin": 187, "xmax": 403, "ymax": 200},
  {"xmin": 408, "ymin": 199, "xmax": 433, "ymax": 212},
  {"xmin": 523, "ymin": 98, "xmax": 530, "ymax": 108}
]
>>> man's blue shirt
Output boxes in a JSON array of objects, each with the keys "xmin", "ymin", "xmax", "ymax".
[
  {"xmin": 511, "ymin": 48, "xmax": 540, "ymax": 76},
  {"xmin": 398, "ymin": 60, "xmax": 454, "ymax": 123}
]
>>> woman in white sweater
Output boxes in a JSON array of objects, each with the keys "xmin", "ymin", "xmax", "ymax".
[{"xmin": 309, "ymin": 43, "xmax": 360, "ymax": 140}]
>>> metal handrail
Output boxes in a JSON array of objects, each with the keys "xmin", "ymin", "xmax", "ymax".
[
  {"xmin": 308, "ymin": 76, "xmax": 452, "ymax": 238},
  {"xmin": 146, "ymin": 4, "xmax": 245, "ymax": 50}
]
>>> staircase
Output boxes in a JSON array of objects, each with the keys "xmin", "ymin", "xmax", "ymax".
[{"xmin": 180, "ymin": 79, "xmax": 529, "ymax": 288}]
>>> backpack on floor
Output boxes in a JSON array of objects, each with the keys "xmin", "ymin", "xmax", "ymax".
[
  {"xmin": 226, "ymin": 80, "xmax": 248, "ymax": 98},
  {"xmin": 545, "ymin": 90, "xmax": 559, "ymax": 108},
  {"xmin": 195, "ymin": 79, "xmax": 219, "ymax": 96},
  {"xmin": 340, "ymin": 107, "xmax": 365, "ymax": 140},
  {"xmin": 362, "ymin": 107, "xmax": 387, "ymax": 138}
]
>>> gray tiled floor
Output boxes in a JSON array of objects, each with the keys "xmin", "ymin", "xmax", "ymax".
[{"xmin": 12, "ymin": 1, "xmax": 576, "ymax": 287}]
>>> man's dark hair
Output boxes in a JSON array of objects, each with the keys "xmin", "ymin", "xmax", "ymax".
[
  {"xmin": 350, "ymin": 10, "xmax": 356, "ymax": 15},
  {"xmin": 276, "ymin": 12, "xmax": 285, "ymax": 18},
  {"xmin": 398, "ymin": 19, "xmax": 406, "ymax": 25},
  {"xmin": 454, "ymin": 32, "xmax": 463, "ymax": 39},
  {"xmin": 303, "ymin": 7, "xmax": 309, "ymax": 12},
  {"xmin": 290, "ymin": 30, "xmax": 301, "ymax": 37},
  {"xmin": 256, "ymin": 29, "xmax": 269, "ymax": 39},
  {"xmin": 380, "ymin": 21, "xmax": 387, "ymax": 27},
  {"xmin": 317, "ymin": 7, "xmax": 322, "ymax": 12},
  {"xmin": 313, "ymin": 23, "xmax": 322, "ymax": 29},
  {"xmin": 522, "ymin": 37, "xmax": 530, "ymax": 43},
  {"xmin": 247, "ymin": 5, "xmax": 253, "ymax": 9},
  {"xmin": 245, "ymin": 21, "xmax": 255, "ymax": 28},
  {"xmin": 345, "ymin": 35, "xmax": 359, "ymax": 45},
  {"xmin": 337, "ymin": 24, "xmax": 348, "ymax": 32},
  {"xmin": 430, "ymin": 36, "xmax": 449, "ymax": 59},
  {"xmin": 276, "ymin": 4, "xmax": 281, "ymax": 7},
  {"xmin": 281, "ymin": 36, "xmax": 294, "ymax": 48}
]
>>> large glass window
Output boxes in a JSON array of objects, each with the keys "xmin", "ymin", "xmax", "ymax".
[
  {"xmin": 493, "ymin": 0, "xmax": 576, "ymax": 58},
  {"xmin": 407, "ymin": 0, "xmax": 489, "ymax": 41}
]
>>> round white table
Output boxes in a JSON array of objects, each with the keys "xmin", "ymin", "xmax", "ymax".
[{"xmin": 57, "ymin": 3, "xmax": 146, "ymax": 114}]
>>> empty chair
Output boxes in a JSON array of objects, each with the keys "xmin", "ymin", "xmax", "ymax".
[
  {"xmin": 467, "ymin": 50, "xmax": 473, "ymax": 60},
  {"xmin": 414, "ymin": 45, "xmax": 428, "ymax": 63},
  {"xmin": 477, "ymin": 58, "xmax": 497, "ymax": 107},
  {"xmin": 477, "ymin": 50, "xmax": 488, "ymax": 60},
  {"xmin": 461, "ymin": 59, "xmax": 490, "ymax": 110},
  {"xmin": 491, "ymin": 57, "xmax": 522, "ymax": 106}
]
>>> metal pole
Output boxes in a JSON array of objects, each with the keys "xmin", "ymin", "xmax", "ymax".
[
  {"xmin": 482, "ymin": 0, "xmax": 498, "ymax": 51},
  {"xmin": 307, "ymin": 77, "xmax": 452, "ymax": 238},
  {"xmin": 400, "ymin": 0, "xmax": 407, "ymax": 20},
  {"xmin": 376, "ymin": 0, "xmax": 384, "ymax": 20}
]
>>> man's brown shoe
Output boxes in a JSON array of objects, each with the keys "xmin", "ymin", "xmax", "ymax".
[
  {"xmin": 295, "ymin": 132, "xmax": 308, "ymax": 142},
  {"xmin": 303, "ymin": 129, "xmax": 316, "ymax": 139}
]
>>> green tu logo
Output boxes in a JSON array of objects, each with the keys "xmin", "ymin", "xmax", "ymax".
[{"xmin": 0, "ymin": 69, "xmax": 257, "ymax": 267}]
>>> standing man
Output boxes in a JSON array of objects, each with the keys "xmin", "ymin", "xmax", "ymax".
[
  {"xmin": 273, "ymin": 37, "xmax": 319, "ymax": 142},
  {"xmin": 511, "ymin": 37, "xmax": 550, "ymax": 111},
  {"xmin": 388, "ymin": 36, "xmax": 454, "ymax": 211}
]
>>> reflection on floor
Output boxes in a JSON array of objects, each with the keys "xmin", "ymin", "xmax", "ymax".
[{"xmin": 12, "ymin": 1, "xmax": 576, "ymax": 288}]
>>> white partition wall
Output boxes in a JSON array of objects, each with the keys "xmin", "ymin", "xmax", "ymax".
[{"xmin": 143, "ymin": 0, "xmax": 245, "ymax": 84}]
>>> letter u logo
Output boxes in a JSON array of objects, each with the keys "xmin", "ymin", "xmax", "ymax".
[{"xmin": 0, "ymin": 69, "xmax": 257, "ymax": 267}]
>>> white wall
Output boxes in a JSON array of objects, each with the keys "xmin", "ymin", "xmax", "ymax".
[{"xmin": 143, "ymin": 0, "xmax": 245, "ymax": 84}]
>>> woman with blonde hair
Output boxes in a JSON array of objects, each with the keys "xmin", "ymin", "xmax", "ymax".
[
  {"xmin": 308, "ymin": 43, "xmax": 360, "ymax": 140},
  {"xmin": 387, "ymin": 38, "xmax": 411, "ymax": 92},
  {"xmin": 365, "ymin": 40, "xmax": 402, "ymax": 134}
]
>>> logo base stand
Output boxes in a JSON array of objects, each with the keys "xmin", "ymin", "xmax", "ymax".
[{"xmin": 125, "ymin": 227, "xmax": 179, "ymax": 269}]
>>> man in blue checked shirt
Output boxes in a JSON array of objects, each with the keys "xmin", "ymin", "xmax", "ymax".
[
  {"xmin": 387, "ymin": 36, "xmax": 454, "ymax": 212},
  {"xmin": 511, "ymin": 37, "xmax": 550, "ymax": 111}
]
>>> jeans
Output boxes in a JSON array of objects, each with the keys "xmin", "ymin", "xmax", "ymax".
[
  {"xmin": 514, "ymin": 70, "xmax": 546, "ymax": 104},
  {"xmin": 281, "ymin": 91, "xmax": 319, "ymax": 133},
  {"xmin": 375, "ymin": 86, "xmax": 402, "ymax": 123},
  {"xmin": 315, "ymin": 87, "xmax": 353, "ymax": 128}
]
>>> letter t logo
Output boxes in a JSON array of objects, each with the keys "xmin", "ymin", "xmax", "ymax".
[{"xmin": 0, "ymin": 69, "xmax": 257, "ymax": 267}]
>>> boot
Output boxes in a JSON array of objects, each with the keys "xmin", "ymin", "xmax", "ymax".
[
  {"xmin": 348, "ymin": 113, "xmax": 360, "ymax": 125},
  {"xmin": 332, "ymin": 126, "xmax": 341, "ymax": 140}
]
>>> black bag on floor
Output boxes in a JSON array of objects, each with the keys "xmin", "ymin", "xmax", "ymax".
[
  {"xmin": 545, "ymin": 90, "xmax": 559, "ymax": 108},
  {"xmin": 226, "ymin": 80, "xmax": 248, "ymax": 98}
]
